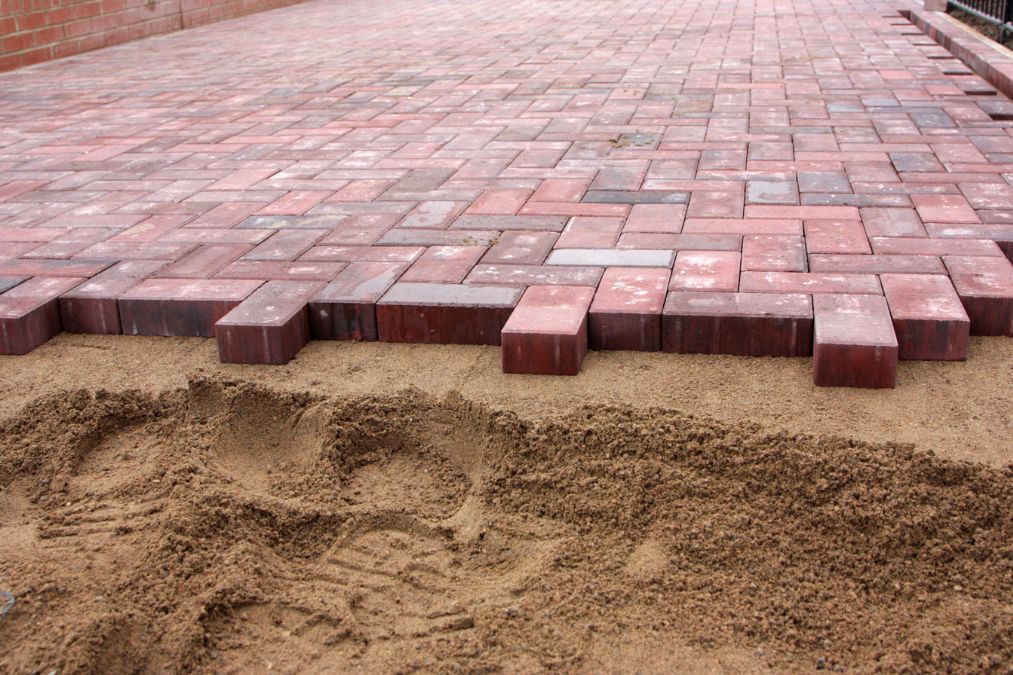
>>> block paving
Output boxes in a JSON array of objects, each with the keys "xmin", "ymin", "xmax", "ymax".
[{"xmin": 1, "ymin": 0, "xmax": 1013, "ymax": 386}]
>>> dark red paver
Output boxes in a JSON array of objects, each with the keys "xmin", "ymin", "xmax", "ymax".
[
  {"xmin": 60, "ymin": 261, "xmax": 167, "ymax": 334},
  {"xmin": 813, "ymin": 295, "xmax": 899, "ymax": 389},
  {"xmin": 216, "ymin": 281, "xmax": 325, "ymax": 364},
  {"xmin": 119, "ymin": 278, "xmax": 262, "ymax": 337},
  {"xmin": 308, "ymin": 262, "xmax": 408, "ymax": 341},
  {"xmin": 662, "ymin": 292, "xmax": 813, "ymax": 357},
  {"xmin": 502, "ymin": 285, "xmax": 594, "ymax": 375},
  {"xmin": 377, "ymin": 282, "xmax": 522, "ymax": 345}
]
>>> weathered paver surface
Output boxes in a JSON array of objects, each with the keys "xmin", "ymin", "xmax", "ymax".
[{"xmin": 1, "ymin": 0, "xmax": 1012, "ymax": 384}]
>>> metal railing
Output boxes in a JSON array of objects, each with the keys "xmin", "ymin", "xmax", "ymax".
[{"xmin": 948, "ymin": 0, "xmax": 1013, "ymax": 42}]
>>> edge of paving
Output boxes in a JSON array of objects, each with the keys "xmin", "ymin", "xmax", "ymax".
[{"xmin": 903, "ymin": 5, "xmax": 1013, "ymax": 99}]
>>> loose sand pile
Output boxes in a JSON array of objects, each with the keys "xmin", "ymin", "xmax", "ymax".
[{"xmin": 0, "ymin": 377, "xmax": 1010, "ymax": 673}]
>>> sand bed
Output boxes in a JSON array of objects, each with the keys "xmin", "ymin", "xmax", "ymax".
[{"xmin": 0, "ymin": 374, "xmax": 1010, "ymax": 673}]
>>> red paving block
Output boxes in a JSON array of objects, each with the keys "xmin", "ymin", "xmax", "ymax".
[
  {"xmin": 881, "ymin": 274, "xmax": 969, "ymax": 361},
  {"xmin": 662, "ymin": 292, "xmax": 813, "ymax": 357},
  {"xmin": 911, "ymin": 194, "xmax": 980, "ymax": 224},
  {"xmin": 804, "ymin": 220, "xmax": 871, "ymax": 254},
  {"xmin": 813, "ymin": 294, "xmax": 898, "ymax": 389},
  {"xmin": 399, "ymin": 201, "xmax": 469, "ymax": 229},
  {"xmin": 308, "ymin": 261, "xmax": 407, "ymax": 340},
  {"xmin": 481, "ymin": 231, "xmax": 558, "ymax": 265},
  {"xmin": 623, "ymin": 204, "xmax": 687, "ymax": 233},
  {"xmin": 154, "ymin": 244, "xmax": 250, "ymax": 278},
  {"xmin": 376, "ymin": 228, "xmax": 501, "ymax": 247},
  {"xmin": 0, "ymin": 258, "xmax": 112, "ymax": 278},
  {"xmin": 588, "ymin": 267, "xmax": 670, "ymax": 351},
  {"xmin": 258, "ymin": 190, "xmax": 332, "ymax": 216},
  {"xmin": 740, "ymin": 272, "xmax": 882, "ymax": 295},
  {"xmin": 808, "ymin": 254, "xmax": 945, "ymax": 275},
  {"xmin": 465, "ymin": 189, "xmax": 531, "ymax": 215},
  {"xmin": 870, "ymin": 237, "xmax": 1005, "ymax": 257},
  {"xmin": 556, "ymin": 217, "xmax": 624, "ymax": 248},
  {"xmin": 119, "ymin": 278, "xmax": 262, "ymax": 337},
  {"xmin": 682, "ymin": 218, "xmax": 802, "ymax": 235},
  {"xmin": 376, "ymin": 282, "xmax": 522, "ymax": 345},
  {"xmin": 242, "ymin": 229, "xmax": 326, "ymax": 261},
  {"xmin": 216, "ymin": 281, "xmax": 326, "ymax": 365},
  {"xmin": 518, "ymin": 200, "xmax": 628, "ymax": 216},
  {"xmin": 943, "ymin": 256, "xmax": 1013, "ymax": 336},
  {"xmin": 546, "ymin": 248, "xmax": 674, "ymax": 268},
  {"xmin": 451, "ymin": 216, "xmax": 569, "ymax": 232},
  {"xmin": 745, "ymin": 206, "xmax": 860, "ymax": 220},
  {"xmin": 216, "ymin": 261, "xmax": 346, "ymax": 281},
  {"xmin": 617, "ymin": 233, "xmax": 742, "ymax": 251},
  {"xmin": 860, "ymin": 208, "xmax": 926, "ymax": 238},
  {"xmin": 502, "ymin": 285, "xmax": 594, "ymax": 376},
  {"xmin": 301, "ymin": 245, "xmax": 423, "ymax": 263},
  {"xmin": 669, "ymin": 251, "xmax": 740, "ymax": 292},
  {"xmin": 0, "ymin": 277, "xmax": 84, "ymax": 355},
  {"xmin": 687, "ymin": 190, "xmax": 744, "ymax": 219},
  {"xmin": 741, "ymin": 235, "xmax": 806, "ymax": 272},
  {"xmin": 465, "ymin": 264, "xmax": 603, "ymax": 287},
  {"xmin": 531, "ymin": 179, "xmax": 590, "ymax": 203},
  {"xmin": 74, "ymin": 242, "xmax": 196, "ymax": 261},
  {"xmin": 959, "ymin": 183, "xmax": 1013, "ymax": 210},
  {"xmin": 59, "ymin": 260, "xmax": 167, "ymax": 334},
  {"xmin": 399, "ymin": 246, "xmax": 487, "ymax": 283}
]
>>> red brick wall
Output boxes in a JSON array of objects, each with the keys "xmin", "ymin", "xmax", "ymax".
[{"xmin": 0, "ymin": 0, "xmax": 307, "ymax": 72}]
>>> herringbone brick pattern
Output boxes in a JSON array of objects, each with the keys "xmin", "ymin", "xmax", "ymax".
[{"xmin": 1, "ymin": 0, "xmax": 1011, "ymax": 386}]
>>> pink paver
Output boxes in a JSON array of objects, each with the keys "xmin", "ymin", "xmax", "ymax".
[
  {"xmin": 881, "ymin": 274, "xmax": 970, "ymax": 360},
  {"xmin": 669, "ymin": 251, "xmax": 740, "ymax": 291},
  {"xmin": 912, "ymin": 195, "xmax": 981, "ymax": 224},
  {"xmin": 308, "ymin": 262, "xmax": 408, "ymax": 341},
  {"xmin": 399, "ymin": 246, "xmax": 487, "ymax": 284},
  {"xmin": 623, "ymin": 204, "xmax": 686, "ymax": 234},
  {"xmin": 0, "ymin": 0, "xmax": 1009, "ymax": 387},
  {"xmin": 808, "ymin": 254, "xmax": 946, "ymax": 275},
  {"xmin": 804, "ymin": 221, "xmax": 872, "ymax": 254},
  {"xmin": 859, "ymin": 208, "xmax": 926, "ymax": 238},
  {"xmin": 588, "ymin": 267, "xmax": 670, "ymax": 352},
  {"xmin": 502, "ymin": 285, "xmax": 594, "ymax": 375},
  {"xmin": 870, "ymin": 237, "xmax": 1005, "ymax": 258},
  {"xmin": 481, "ymin": 232, "xmax": 558, "ymax": 265},
  {"xmin": 741, "ymin": 235, "xmax": 807, "ymax": 272},
  {"xmin": 740, "ymin": 272, "xmax": 882, "ymax": 295},
  {"xmin": 216, "ymin": 280, "xmax": 326, "ymax": 365},
  {"xmin": 813, "ymin": 294, "xmax": 899, "ymax": 389}
]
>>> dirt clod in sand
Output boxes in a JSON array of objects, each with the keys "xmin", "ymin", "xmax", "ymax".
[{"xmin": 0, "ymin": 377, "xmax": 1010, "ymax": 673}]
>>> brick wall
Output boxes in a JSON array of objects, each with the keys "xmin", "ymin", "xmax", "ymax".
[{"xmin": 0, "ymin": 0, "xmax": 307, "ymax": 72}]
